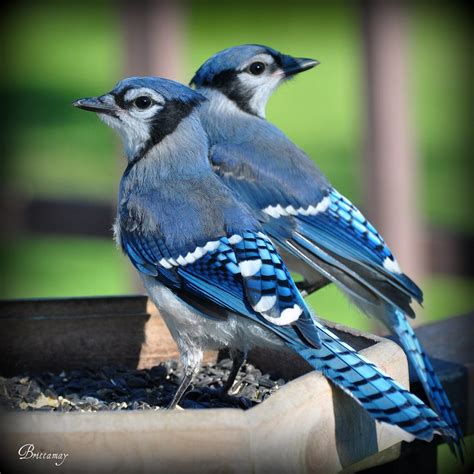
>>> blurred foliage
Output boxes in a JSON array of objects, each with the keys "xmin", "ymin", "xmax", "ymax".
[
  {"xmin": 307, "ymin": 275, "xmax": 474, "ymax": 331},
  {"xmin": 2, "ymin": 1, "xmax": 471, "ymax": 230},
  {"xmin": 0, "ymin": 1, "xmax": 471, "ymax": 305},
  {"xmin": 439, "ymin": 436, "xmax": 474, "ymax": 474},
  {"xmin": 1, "ymin": 1, "xmax": 122, "ymax": 201},
  {"xmin": 0, "ymin": 236, "xmax": 131, "ymax": 299},
  {"xmin": 410, "ymin": 3, "xmax": 472, "ymax": 233}
]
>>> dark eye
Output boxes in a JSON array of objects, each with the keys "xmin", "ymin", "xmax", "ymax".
[
  {"xmin": 133, "ymin": 96, "xmax": 153, "ymax": 109},
  {"xmin": 248, "ymin": 62, "xmax": 266, "ymax": 75}
]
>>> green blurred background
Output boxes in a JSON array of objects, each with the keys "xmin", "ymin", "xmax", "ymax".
[
  {"xmin": 0, "ymin": 1, "xmax": 472, "ymax": 469},
  {"xmin": 1, "ymin": 1, "xmax": 472, "ymax": 323}
]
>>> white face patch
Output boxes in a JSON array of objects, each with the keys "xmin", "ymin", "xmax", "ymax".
[
  {"xmin": 97, "ymin": 94, "xmax": 122, "ymax": 130},
  {"xmin": 123, "ymin": 88, "xmax": 165, "ymax": 120},
  {"xmin": 240, "ymin": 53, "xmax": 275, "ymax": 71},
  {"xmin": 97, "ymin": 89, "xmax": 166, "ymax": 158},
  {"xmin": 124, "ymin": 88, "xmax": 165, "ymax": 104},
  {"xmin": 237, "ymin": 53, "xmax": 283, "ymax": 118},
  {"xmin": 99, "ymin": 111, "xmax": 121, "ymax": 130}
]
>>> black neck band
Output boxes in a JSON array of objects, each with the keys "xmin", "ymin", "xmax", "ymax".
[{"xmin": 123, "ymin": 98, "xmax": 200, "ymax": 175}]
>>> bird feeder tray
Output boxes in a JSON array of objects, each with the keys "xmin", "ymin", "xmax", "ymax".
[{"xmin": 0, "ymin": 295, "xmax": 409, "ymax": 473}]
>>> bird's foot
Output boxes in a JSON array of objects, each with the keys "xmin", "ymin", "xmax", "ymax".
[{"xmin": 185, "ymin": 386, "xmax": 252, "ymax": 409}]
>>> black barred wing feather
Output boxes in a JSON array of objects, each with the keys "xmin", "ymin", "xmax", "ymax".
[
  {"xmin": 121, "ymin": 225, "xmax": 320, "ymax": 346},
  {"xmin": 121, "ymin": 226, "xmax": 454, "ymax": 442}
]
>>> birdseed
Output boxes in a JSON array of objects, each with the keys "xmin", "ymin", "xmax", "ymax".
[{"xmin": 0, "ymin": 359, "xmax": 286, "ymax": 412}]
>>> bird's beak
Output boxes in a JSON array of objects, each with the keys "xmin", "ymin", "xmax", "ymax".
[
  {"xmin": 280, "ymin": 55, "xmax": 320, "ymax": 78},
  {"xmin": 72, "ymin": 96, "xmax": 117, "ymax": 116}
]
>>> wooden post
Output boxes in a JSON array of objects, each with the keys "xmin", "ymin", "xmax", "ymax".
[
  {"xmin": 361, "ymin": 1, "xmax": 425, "ymax": 286},
  {"xmin": 118, "ymin": 0, "xmax": 187, "ymax": 291},
  {"xmin": 120, "ymin": 0, "xmax": 186, "ymax": 80}
]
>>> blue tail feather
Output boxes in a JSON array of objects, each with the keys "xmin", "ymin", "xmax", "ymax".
[
  {"xmin": 287, "ymin": 320, "xmax": 454, "ymax": 442},
  {"xmin": 391, "ymin": 309, "xmax": 464, "ymax": 459}
]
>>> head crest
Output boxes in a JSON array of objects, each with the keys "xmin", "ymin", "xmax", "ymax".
[
  {"xmin": 114, "ymin": 76, "xmax": 207, "ymax": 106},
  {"xmin": 190, "ymin": 44, "xmax": 280, "ymax": 87}
]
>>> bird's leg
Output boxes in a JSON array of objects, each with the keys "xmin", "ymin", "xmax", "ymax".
[
  {"xmin": 221, "ymin": 350, "xmax": 246, "ymax": 394},
  {"xmin": 296, "ymin": 279, "xmax": 330, "ymax": 297},
  {"xmin": 167, "ymin": 363, "xmax": 199, "ymax": 409},
  {"xmin": 188, "ymin": 350, "xmax": 246, "ymax": 402}
]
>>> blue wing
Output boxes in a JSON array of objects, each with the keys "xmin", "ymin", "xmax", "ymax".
[
  {"xmin": 208, "ymin": 142, "xmax": 458, "ymax": 446},
  {"xmin": 294, "ymin": 189, "xmax": 422, "ymax": 304},
  {"xmin": 120, "ymin": 220, "xmax": 455, "ymax": 442},
  {"xmin": 210, "ymin": 142, "xmax": 328, "ymax": 211},
  {"xmin": 211, "ymin": 143, "xmax": 421, "ymax": 316},
  {"xmin": 120, "ymin": 224, "xmax": 321, "ymax": 347}
]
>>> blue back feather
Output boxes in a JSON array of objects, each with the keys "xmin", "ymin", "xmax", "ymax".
[{"xmin": 195, "ymin": 82, "xmax": 462, "ymax": 449}]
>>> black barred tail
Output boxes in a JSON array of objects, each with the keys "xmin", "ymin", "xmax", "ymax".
[
  {"xmin": 289, "ymin": 321, "xmax": 455, "ymax": 442},
  {"xmin": 392, "ymin": 309, "xmax": 464, "ymax": 459}
]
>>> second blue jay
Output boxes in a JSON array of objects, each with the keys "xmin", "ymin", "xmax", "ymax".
[
  {"xmin": 73, "ymin": 76, "xmax": 453, "ymax": 443},
  {"xmin": 190, "ymin": 44, "xmax": 463, "ymax": 455}
]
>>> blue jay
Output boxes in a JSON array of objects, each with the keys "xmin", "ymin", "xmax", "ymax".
[
  {"xmin": 73, "ymin": 76, "xmax": 454, "ymax": 443},
  {"xmin": 190, "ymin": 45, "xmax": 463, "ymax": 455}
]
